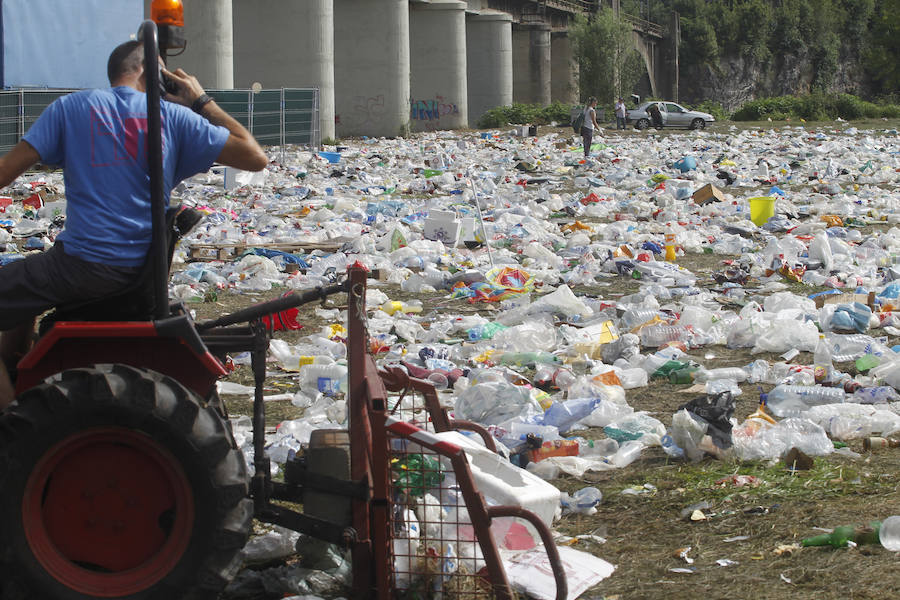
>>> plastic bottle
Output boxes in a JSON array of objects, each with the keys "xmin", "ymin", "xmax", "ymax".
[
  {"xmin": 497, "ymin": 351, "xmax": 559, "ymax": 367},
  {"xmin": 814, "ymin": 334, "xmax": 833, "ymax": 384},
  {"xmin": 693, "ymin": 367, "xmax": 749, "ymax": 383},
  {"xmin": 664, "ymin": 226, "xmax": 677, "ymax": 262},
  {"xmin": 863, "ymin": 437, "xmax": 900, "ymax": 451},
  {"xmin": 765, "ymin": 384, "xmax": 846, "ymax": 417},
  {"xmin": 621, "ymin": 307, "xmax": 663, "ymax": 330},
  {"xmin": 830, "ymin": 334, "xmax": 882, "ymax": 363},
  {"xmin": 639, "ymin": 325, "xmax": 693, "ymax": 348},
  {"xmin": 466, "ymin": 322, "xmax": 508, "ymax": 341},
  {"xmin": 299, "ymin": 363, "xmax": 348, "ymax": 396},
  {"xmin": 853, "ymin": 386, "xmax": 900, "ymax": 404},
  {"xmin": 610, "ymin": 440, "xmax": 644, "ymax": 468},
  {"xmin": 380, "ymin": 300, "xmax": 424, "ymax": 316}
]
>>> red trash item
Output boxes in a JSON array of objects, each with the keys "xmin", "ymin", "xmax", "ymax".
[
  {"xmin": 528, "ymin": 439, "xmax": 579, "ymax": 463},
  {"xmin": 0, "ymin": 197, "xmax": 12, "ymax": 212},
  {"xmin": 23, "ymin": 193, "xmax": 43, "ymax": 210}
]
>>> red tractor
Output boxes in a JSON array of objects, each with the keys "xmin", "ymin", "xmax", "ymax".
[{"xmin": 0, "ymin": 14, "xmax": 565, "ymax": 600}]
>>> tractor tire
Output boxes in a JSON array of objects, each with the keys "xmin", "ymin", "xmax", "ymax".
[
  {"xmin": 0, "ymin": 364, "xmax": 252, "ymax": 600},
  {"xmin": 635, "ymin": 118, "xmax": 650, "ymax": 130},
  {"xmin": 690, "ymin": 118, "xmax": 706, "ymax": 130}
]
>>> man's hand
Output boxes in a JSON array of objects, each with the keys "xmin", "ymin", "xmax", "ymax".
[
  {"xmin": 158, "ymin": 66, "xmax": 267, "ymax": 171},
  {"xmin": 160, "ymin": 67, "xmax": 206, "ymax": 108}
]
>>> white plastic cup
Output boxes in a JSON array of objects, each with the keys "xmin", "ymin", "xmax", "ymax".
[{"xmin": 880, "ymin": 515, "xmax": 900, "ymax": 551}]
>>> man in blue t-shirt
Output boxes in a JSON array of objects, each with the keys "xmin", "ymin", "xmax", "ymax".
[{"xmin": 0, "ymin": 40, "xmax": 268, "ymax": 406}]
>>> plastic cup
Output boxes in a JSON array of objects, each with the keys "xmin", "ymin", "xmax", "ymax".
[
  {"xmin": 880, "ymin": 515, "xmax": 900, "ymax": 551},
  {"xmin": 426, "ymin": 372, "xmax": 449, "ymax": 391},
  {"xmin": 749, "ymin": 196, "xmax": 775, "ymax": 226}
]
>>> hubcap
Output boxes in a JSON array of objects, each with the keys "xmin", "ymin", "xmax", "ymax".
[{"xmin": 23, "ymin": 428, "xmax": 195, "ymax": 597}]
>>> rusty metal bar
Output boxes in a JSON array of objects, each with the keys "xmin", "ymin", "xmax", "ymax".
[
  {"xmin": 346, "ymin": 264, "xmax": 375, "ymax": 599},
  {"xmin": 487, "ymin": 506, "xmax": 568, "ymax": 600},
  {"xmin": 379, "ymin": 365, "xmax": 499, "ymax": 452}
]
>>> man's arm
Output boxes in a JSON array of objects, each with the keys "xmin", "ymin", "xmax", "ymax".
[
  {"xmin": 162, "ymin": 67, "xmax": 268, "ymax": 172},
  {"xmin": 0, "ymin": 141, "xmax": 41, "ymax": 189}
]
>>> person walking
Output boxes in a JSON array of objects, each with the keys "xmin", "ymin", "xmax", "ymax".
[
  {"xmin": 614, "ymin": 97, "xmax": 628, "ymax": 130},
  {"xmin": 581, "ymin": 97, "xmax": 600, "ymax": 159}
]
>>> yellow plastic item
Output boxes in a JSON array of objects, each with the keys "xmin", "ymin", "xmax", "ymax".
[
  {"xmin": 749, "ymin": 196, "xmax": 776, "ymax": 226},
  {"xmin": 821, "ymin": 214, "xmax": 843, "ymax": 228},
  {"xmin": 665, "ymin": 231, "xmax": 677, "ymax": 262},
  {"xmin": 380, "ymin": 300, "xmax": 423, "ymax": 316}
]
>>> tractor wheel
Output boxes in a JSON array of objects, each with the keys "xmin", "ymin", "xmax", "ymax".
[
  {"xmin": 690, "ymin": 118, "xmax": 706, "ymax": 130},
  {"xmin": 0, "ymin": 364, "xmax": 252, "ymax": 600},
  {"xmin": 635, "ymin": 118, "xmax": 650, "ymax": 130}
]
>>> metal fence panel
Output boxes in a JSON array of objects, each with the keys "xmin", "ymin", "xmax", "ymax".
[
  {"xmin": 249, "ymin": 89, "xmax": 283, "ymax": 147},
  {"xmin": 0, "ymin": 91, "xmax": 21, "ymax": 153},
  {"xmin": 2, "ymin": 87, "xmax": 319, "ymax": 153},
  {"xmin": 206, "ymin": 89, "xmax": 251, "ymax": 130},
  {"xmin": 284, "ymin": 88, "xmax": 320, "ymax": 148}
]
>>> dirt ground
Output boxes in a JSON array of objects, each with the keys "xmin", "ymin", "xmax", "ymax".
[
  {"xmin": 186, "ymin": 237, "xmax": 900, "ymax": 600},
  {"xmin": 183, "ymin": 118, "xmax": 900, "ymax": 599}
]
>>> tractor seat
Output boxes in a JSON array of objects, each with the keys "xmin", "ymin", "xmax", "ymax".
[{"xmin": 38, "ymin": 206, "xmax": 204, "ymax": 335}]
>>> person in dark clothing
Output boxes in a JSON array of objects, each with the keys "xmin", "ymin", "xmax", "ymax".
[{"xmin": 648, "ymin": 102, "xmax": 663, "ymax": 128}]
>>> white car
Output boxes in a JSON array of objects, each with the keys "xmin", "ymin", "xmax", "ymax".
[{"xmin": 627, "ymin": 101, "xmax": 715, "ymax": 130}]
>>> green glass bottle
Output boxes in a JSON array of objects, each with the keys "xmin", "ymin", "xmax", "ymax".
[{"xmin": 801, "ymin": 522, "xmax": 881, "ymax": 548}]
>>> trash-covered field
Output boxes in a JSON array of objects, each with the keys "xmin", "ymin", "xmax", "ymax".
[{"xmin": 4, "ymin": 119, "xmax": 900, "ymax": 600}]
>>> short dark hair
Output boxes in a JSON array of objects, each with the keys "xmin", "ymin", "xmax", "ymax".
[{"xmin": 107, "ymin": 41, "xmax": 143, "ymax": 85}]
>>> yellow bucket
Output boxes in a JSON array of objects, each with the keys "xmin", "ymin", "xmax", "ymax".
[{"xmin": 749, "ymin": 196, "xmax": 776, "ymax": 226}]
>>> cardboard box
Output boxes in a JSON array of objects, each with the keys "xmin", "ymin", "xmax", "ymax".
[
  {"xmin": 812, "ymin": 290, "xmax": 876, "ymax": 310},
  {"xmin": 692, "ymin": 183, "xmax": 725, "ymax": 205}
]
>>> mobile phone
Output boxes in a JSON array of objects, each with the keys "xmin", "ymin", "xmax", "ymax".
[{"xmin": 158, "ymin": 64, "xmax": 178, "ymax": 97}]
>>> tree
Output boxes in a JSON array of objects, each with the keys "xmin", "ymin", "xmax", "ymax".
[
  {"xmin": 570, "ymin": 9, "xmax": 645, "ymax": 106},
  {"xmin": 865, "ymin": 0, "xmax": 900, "ymax": 96}
]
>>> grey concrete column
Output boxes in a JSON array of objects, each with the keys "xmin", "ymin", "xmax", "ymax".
[
  {"xmin": 334, "ymin": 0, "xmax": 410, "ymax": 138},
  {"xmin": 466, "ymin": 11, "xmax": 513, "ymax": 126},
  {"xmin": 410, "ymin": 1, "xmax": 468, "ymax": 132},
  {"xmin": 551, "ymin": 31, "xmax": 577, "ymax": 104},
  {"xmin": 232, "ymin": 0, "xmax": 335, "ymax": 141},
  {"xmin": 160, "ymin": 0, "xmax": 234, "ymax": 89},
  {"xmin": 512, "ymin": 23, "xmax": 551, "ymax": 105}
]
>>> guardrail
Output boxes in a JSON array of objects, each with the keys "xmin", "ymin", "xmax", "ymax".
[
  {"xmin": 622, "ymin": 12, "xmax": 665, "ymax": 37},
  {"xmin": 544, "ymin": 0, "xmax": 598, "ymax": 11},
  {"xmin": 0, "ymin": 87, "xmax": 320, "ymax": 155}
]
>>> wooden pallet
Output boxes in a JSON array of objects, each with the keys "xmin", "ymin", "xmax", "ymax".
[{"xmin": 187, "ymin": 241, "xmax": 342, "ymax": 262}]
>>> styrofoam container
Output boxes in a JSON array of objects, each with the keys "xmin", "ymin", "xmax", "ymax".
[
  {"xmin": 423, "ymin": 212, "xmax": 461, "ymax": 246},
  {"xmin": 433, "ymin": 430, "xmax": 562, "ymax": 527}
]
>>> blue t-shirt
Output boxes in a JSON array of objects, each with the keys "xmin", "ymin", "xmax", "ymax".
[{"xmin": 23, "ymin": 86, "xmax": 229, "ymax": 267}]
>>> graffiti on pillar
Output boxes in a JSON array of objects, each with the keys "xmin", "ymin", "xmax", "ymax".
[
  {"xmin": 410, "ymin": 96, "xmax": 459, "ymax": 124},
  {"xmin": 342, "ymin": 95, "xmax": 386, "ymax": 130}
]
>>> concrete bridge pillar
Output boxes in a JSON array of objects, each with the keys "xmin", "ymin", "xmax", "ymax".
[
  {"xmin": 232, "ymin": 0, "xmax": 335, "ymax": 141},
  {"xmin": 512, "ymin": 22, "xmax": 551, "ymax": 105},
  {"xmin": 410, "ymin": 1, "xmax": 468, "ymax": 132},
  {"xmin": 466, "ymin": 11, "xmax": 513, "ymax": 126},
  {"xmin": 334, "ymin": 0, "xmax": 410, "ymax": 138},
  {"xmin": 170, "ymin": 0, "xmax": 234, "ymax": 89},
  {"xmin": 551, "ymin": 30, "xmax": 577, "ymax": 104}
]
